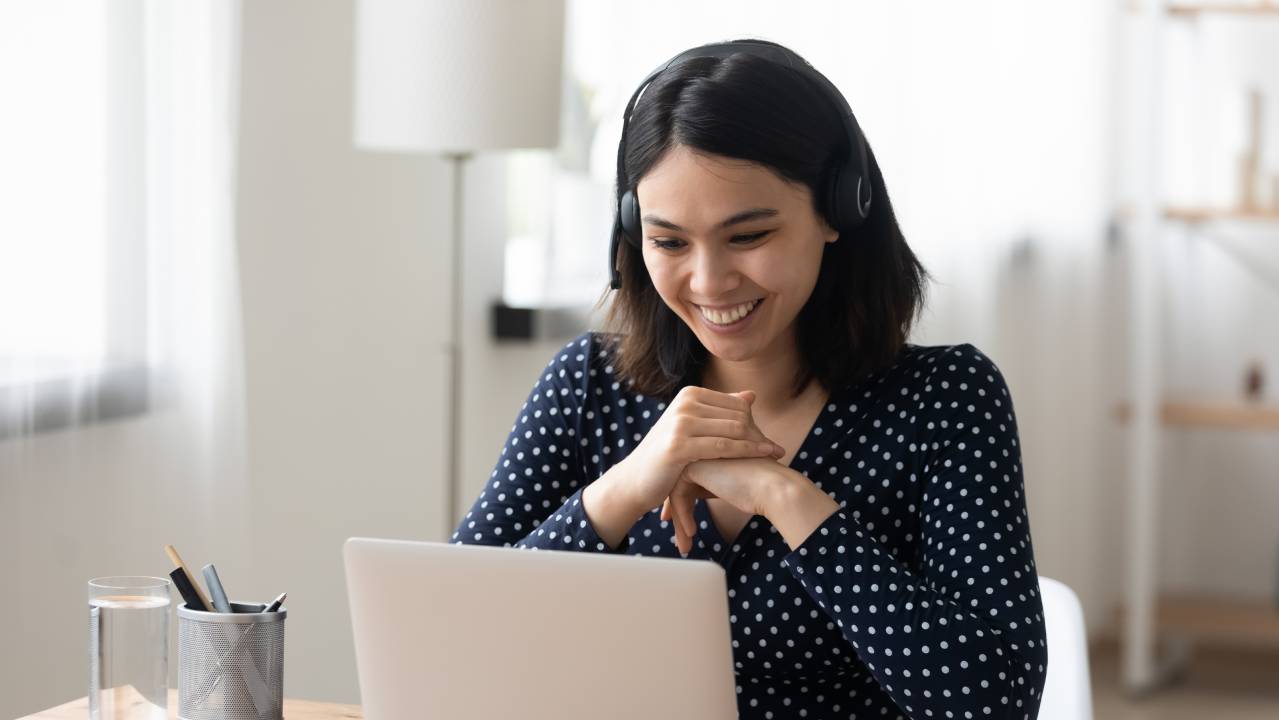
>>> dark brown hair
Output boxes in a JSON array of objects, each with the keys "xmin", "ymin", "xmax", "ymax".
[{"xmin": 597, "ymin": 47, "xmax": 930, "ymax": 401}]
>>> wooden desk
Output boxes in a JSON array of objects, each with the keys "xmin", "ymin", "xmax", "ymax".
[{"xmin": 18, "ymin": 689, "xmax": 362, "ymax": 719}]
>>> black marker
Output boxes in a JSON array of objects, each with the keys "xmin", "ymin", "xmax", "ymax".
[
  {"xmin": 169, "ymin": 568, "xmax": 211, "ymax": 612},
  {"xmin": 164, "ymin": 544, "xmax": 214, "ymax": 611}
]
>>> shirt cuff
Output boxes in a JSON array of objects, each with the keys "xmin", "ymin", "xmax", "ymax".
[
  {"xmin": 778, "ymin": 507, "xmax": 849, "ymax": 573},
  {"xmin": 519, "ymin": 485, "xmax": 631, "ymax": 554}
]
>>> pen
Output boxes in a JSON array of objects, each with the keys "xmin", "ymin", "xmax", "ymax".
[
  {"xmin": 164, "ymin": 545, "xmax": 214, "ymax": 612},
  {"xmin": 264, "ymin": 592, "xmax": 287, "ymax": 613},
  {"xmin": 202, "ymin": 564, "xmax": 233, "ymax": 613}
]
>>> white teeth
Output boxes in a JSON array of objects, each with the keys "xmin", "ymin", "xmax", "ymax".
[{"xmin": 698, "ymin": 299, "xmax": 759, "ymax": 326}]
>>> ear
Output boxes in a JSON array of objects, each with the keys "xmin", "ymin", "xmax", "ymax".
[
  {"xmin": 823, "ymin": 223, "xmax": 840, "ymax": 245},
  {"xmin": 817, "ymin": 212, "xmax": 840, "ymax": 244}
]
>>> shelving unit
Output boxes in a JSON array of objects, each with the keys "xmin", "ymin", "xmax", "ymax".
[
  {"xmin": 1163, "ymin": 206, "xmax": 1279, "ymax": 223},
  {"xmin": 1165, "ymin": 2, "xmax": 1279, "ymax": 18},
  {"xmin": 1121, "ymin": 0, "xmax": 1279, "ymax": 695},
  {"xmin": 1115, "ymin": 400, "xmax": 1279, "ymax": 430},
  {"xmin": 1153, "ymin": 596, "xmax": 1279, "ymax": 649}
]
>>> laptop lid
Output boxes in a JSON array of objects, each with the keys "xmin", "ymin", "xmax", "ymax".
[{"xmin": 343, "ymin": 537, "xmax": 739, "ymax": 720}]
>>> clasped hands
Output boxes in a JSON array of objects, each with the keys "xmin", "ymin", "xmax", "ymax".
[{"xmin": 621, "ymin": 386, "xmax": 791, "ymax": 557}]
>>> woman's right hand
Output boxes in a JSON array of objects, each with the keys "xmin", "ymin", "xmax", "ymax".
[{"xmin": 614, "ymin": 385, "xmax": 784, "ymax": 528}]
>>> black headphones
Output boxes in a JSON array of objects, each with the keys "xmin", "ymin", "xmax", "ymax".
[{"xmin": 609, "ymin": 39, "xmax": 872, "ymax": 290}]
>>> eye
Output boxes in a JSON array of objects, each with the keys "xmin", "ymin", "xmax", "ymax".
[
  {"xmin": 649, "ymin": 238, "xmax": 683, "ymax": 250},
  {"xmin": 648, "ymin": 231, "xmax": 772, "ymax": 251},
  {"xmin": 730, "ymin": 231, "xmax": 771, "ymax": 244}
]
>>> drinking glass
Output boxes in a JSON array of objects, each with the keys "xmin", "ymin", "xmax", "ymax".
[{"xmin": 88, "ymin": 576, "xmax": 171, "ymax": 720}]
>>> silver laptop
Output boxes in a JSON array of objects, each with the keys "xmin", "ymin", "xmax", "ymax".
[{"xmin": 343, "ymin": 537, "xmax": 739, "ymax": 719}]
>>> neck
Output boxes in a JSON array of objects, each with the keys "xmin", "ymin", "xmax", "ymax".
[{"xmin": 700, "ymin": 330, "xmax": 810, "ymax": 416}]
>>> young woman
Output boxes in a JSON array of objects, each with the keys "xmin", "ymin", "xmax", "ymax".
[{"xmin": 454, "ymin": 39, "xmax": 1047, "ymax": 720}]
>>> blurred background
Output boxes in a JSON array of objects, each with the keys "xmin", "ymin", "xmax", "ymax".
[{"xmin": 2, "ymin": 0, "xmax": 1278, "ymax": 718}]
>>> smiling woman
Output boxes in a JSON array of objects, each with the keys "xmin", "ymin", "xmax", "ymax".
[
  {"xmin": 603, "ymin": 48, "xmax": 927, "ymax": 407},
  {"xmin": 454, "ymin": 39, "xmax": 1047, "ymax": 720}
]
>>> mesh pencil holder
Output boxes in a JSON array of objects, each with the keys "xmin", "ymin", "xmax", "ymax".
[{"xmin": 177, "ymin": 601, "xmax": 286, "ymax": 720}]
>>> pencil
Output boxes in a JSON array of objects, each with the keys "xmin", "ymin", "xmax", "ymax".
[{"xmin": 164, "ymin": 544, "xmax": 215, "ymax": 612}]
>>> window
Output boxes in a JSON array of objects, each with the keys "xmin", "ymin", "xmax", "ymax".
[{"xmin": 0, "ymin": 0, "xmax": 148, "ymax": 438}]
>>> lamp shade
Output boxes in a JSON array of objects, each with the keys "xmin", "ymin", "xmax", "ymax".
[{"xmin": 353, "ymin": 0, "xmax": 565, "ymax": 153}]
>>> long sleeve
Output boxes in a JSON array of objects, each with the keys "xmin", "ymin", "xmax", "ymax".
[
  {"xmin": 778, "ymin": 344, "xmax": 1047, "ymax": 720},
  {"xmin": 450, "ymin": 333, "xmax": 630, "ymax": 553}
]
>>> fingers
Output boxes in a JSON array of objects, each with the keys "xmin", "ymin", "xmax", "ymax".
[
  {"xmin": 684, "ymin": 417, "xmax": 763, "ymax": 440},
  {"xmin": 684, "ymin": 436, "xmax": 783, "ymax": 463},
  {"xmin": 680, "ymin": 386, "xmax": 754, "ymax": 413},
  {"xmin": 687, "ymin": 402, "xmax": 744, "ymax": 421},
  {"xmin": 685, "ymin": 406, "xmax": 781, "ymax": 445},
  {"xmin": 675, "ymin": 498, "xmax": 697, "ymax": 555},
  {"xmin": 663, "ymin": 496, "xmax": 688, "ymax": 552},
  {"xmin": 696, "ymin": 420, "xmax": 785, "ymax": 459},
  {"xmin": 679, "ymin": 405, "xmax": 785, "ymax": 459},
  {"xmin": 663, "ymin": 496, "xmax": 690, "ymax": 555},
  {"xmin": 670, "ymin": 498, "xmax": 696, "ymax": 556},
  {"xmin": 665, "ymin": 483, "xmax": 711, "ymax": 557}
]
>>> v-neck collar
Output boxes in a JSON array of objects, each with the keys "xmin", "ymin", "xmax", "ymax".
[
  {"xmin": 678, "ymin": 346, "xmax": 915, "ymax": 566},
  {"xmin": 695, "ymin": 387, "xmax": 841, "ymax": 569}
]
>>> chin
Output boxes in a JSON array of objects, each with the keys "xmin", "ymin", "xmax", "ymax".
[{"xmin": 700, "ymin": 333, "xmax": 763, "ymax": 362}]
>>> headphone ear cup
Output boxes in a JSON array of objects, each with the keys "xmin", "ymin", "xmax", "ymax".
[
  {"xmin": 827, "ymin": 162, "xmax": 870, "ymax": 238},
  {"xmin": 608, "ymin": 233, "xmax": 622, "ymax": 289},
  {"xmin": 824, "ymin": 167, "xmax": 845, "ymax": 236},
  {"xmin": 853, "ymin": 172, "xmax": 872, "ymax": 221},
  {"xmin": 619, "ymin": 189, "xmax": 642, "ymax": 247}
]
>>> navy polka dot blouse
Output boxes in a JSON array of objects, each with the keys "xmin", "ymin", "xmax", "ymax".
[{"xmin": 452, "ymin": 331, "xmax": 1048, "ymax": 720}]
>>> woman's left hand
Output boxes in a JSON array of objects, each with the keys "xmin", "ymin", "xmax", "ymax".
[{"xmin": 660, "ymin": 457, "xmax": 786, "ymax": 556}]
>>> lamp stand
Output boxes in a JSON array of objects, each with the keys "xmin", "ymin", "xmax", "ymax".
[{"xmin": 444, "ymin": 151, "xmax": 471, "ymax": 536}]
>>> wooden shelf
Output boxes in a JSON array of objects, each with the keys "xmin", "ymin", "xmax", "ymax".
[
  {"xmin": 1115, "ymin": 400, "xmax": 1279, "ymax": 430},
  {"xmin": 1166, "ymin": 2, "xmax": 1279, "ymax": 18},
  {"xmin": 1155, "ymin": 595, "xmax": 1279, "ymax": 649},
  {"xmin": 1163, "ymin": 206, "xmax": 1279, "ymax": 224}
]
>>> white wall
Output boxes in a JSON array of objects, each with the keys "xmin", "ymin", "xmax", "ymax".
[{"xmin": 232, "ymin": 0, "xmax": 451, "ymax": 704}]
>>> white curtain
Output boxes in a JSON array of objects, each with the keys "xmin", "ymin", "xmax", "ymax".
[
  {"xmin": 141, "ymin": 0, "xmax": 245, "ymax": 477},
  {"xmin": 0, "ymin": 0, "xmax": 244, "ymax": 456},
  {"xmin": 0, "ymin": 2, "xmax": 244, "ymax": 715}
]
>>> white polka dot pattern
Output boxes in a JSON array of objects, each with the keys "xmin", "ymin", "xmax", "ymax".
[{"xmin": 452, "ymin": 332, "xmax": 1047, "ymax": 719}]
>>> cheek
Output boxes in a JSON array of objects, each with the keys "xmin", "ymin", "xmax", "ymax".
[
  {"xmin": 747, "ymin": 246, "xmax": 814, "ymax": 293},
  {"xmin": 643, "ymin": 259, "xmax": 683, "ymax": 307}
]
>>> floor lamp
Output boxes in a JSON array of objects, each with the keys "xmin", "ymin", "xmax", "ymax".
[{"xmin": 352, "ymin": 0, "xmax": 564, "ymax": 535}]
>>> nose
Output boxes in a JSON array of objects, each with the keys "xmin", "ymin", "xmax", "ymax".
[{"xmin": 688, "ymin": 244, "xmax": 740, "ymax": 301}]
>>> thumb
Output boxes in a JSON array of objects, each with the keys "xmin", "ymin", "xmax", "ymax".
[{"xmin": 736, "ymin": 389, "xmax": 757, "ymax": 404}]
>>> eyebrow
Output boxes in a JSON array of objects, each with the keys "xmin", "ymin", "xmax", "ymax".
[{"xmin": 640, "ymin": 207, "xmax": 780, "ymax": 232}]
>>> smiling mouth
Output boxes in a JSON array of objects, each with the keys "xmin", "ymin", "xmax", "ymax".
[{"xmin": 695, "ymin": 298, "xmax": 763, "ymax": 326}]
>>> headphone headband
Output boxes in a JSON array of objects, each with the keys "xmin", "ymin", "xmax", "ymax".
[{"xmin": 610, "ymin": 40, "xmax": 872, "ymax": 290}]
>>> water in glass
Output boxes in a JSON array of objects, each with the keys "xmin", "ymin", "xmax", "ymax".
[{"xmin": 89, "ymin": 591, "xmax": 169, "ymax": 719}]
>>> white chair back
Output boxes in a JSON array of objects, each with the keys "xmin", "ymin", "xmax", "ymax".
[{"xmin": 1037, "ymin": 575, "xmax": 1094, "ymax": 720}]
